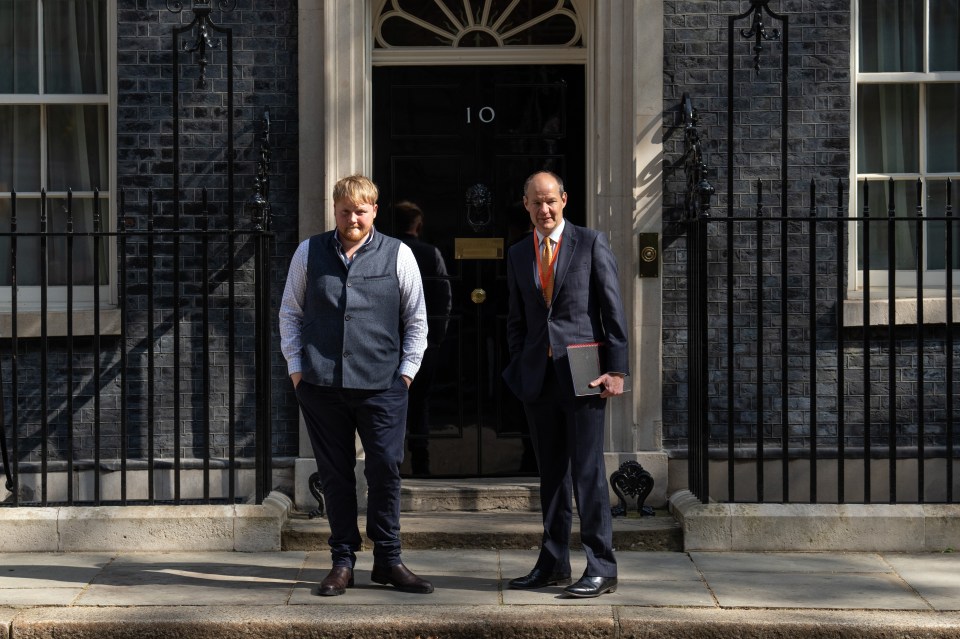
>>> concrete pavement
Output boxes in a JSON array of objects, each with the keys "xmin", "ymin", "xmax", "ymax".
[{"xmin": 3, "ymin": 548, "xmax": 960, "ymax": 638}]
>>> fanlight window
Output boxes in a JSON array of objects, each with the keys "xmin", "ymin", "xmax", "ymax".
[{"xmin": 375, "ymin": 0, "xmax": 583, "ymax": 48}]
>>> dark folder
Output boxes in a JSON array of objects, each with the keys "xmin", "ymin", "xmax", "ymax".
[{"xmin": 566, "ymin": 342, "xmax": 602, "ymax": 396}]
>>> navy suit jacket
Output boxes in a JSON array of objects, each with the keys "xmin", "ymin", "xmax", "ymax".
[{"xmin": 502, "ymin": 222, "xmax": 629, "ymax": 403}]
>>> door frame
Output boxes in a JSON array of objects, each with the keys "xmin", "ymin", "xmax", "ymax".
[{"xmin": 294, "ymin": 0, "xmax": 667, "ymax": 504}]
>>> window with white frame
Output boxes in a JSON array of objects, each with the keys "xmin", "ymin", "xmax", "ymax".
[
  {"xmin": 0, "ymin": 0, "xmax": 111, "ymax": 308},
  {"xmin": 855, "ymin": 0, "xmax": 960, "ymax": 289}
]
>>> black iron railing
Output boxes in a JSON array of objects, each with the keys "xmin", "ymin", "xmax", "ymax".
[
  {"xmin": 0, "ymin": 187, "xmax": 273, "ymax": 507},
  {"xmin": 683, "ymin": 92, "xmax": 714, "ymax": 507},
  {"xmin": 0, "ymin": 0, "xmax": 274, "ymax": 507},
  {"xmin": 685, "ymin": 168, "xmax": 960, "ymax": 504},
  {"xmin": 682, "ymin": 1, "xmax": 960, "ymax": 504}
]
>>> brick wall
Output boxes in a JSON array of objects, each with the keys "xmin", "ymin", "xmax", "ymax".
[
  {"xmin": 662, "ymin": 0, "xmax": 854, "ymax": 451},
  {"xmin": 8, "ymin": 0, "xmax": 300, "ymax": 472},
  {"xmin": 115, "ymin": 0, "xmax": 302, "ymax": 460}
]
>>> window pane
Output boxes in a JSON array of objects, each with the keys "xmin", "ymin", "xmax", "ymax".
[
  {"xmin": 46, "ymin": 104, "xmax": 108, "ymax": 191},
  {"xmin": 379, "ymin": 15, "xmax": 455, "ymax": 47},
  {"xmin": 856, "ymin": 179, "xmax": 920, "ymax": 270},
  {"xmin": 376, "ymin": 0, "xmax": 582, "ymax": 47},
  {"xmin": 0, "ymin": 197, "xmax": 105, "ymax": 286},
  {"xmin": 858, "ymin": 0, "xmax": 923, "ymax": 72},
  {"xmin": 926, "ymin": 180, "xmax": 960, "ymax": 270},
  {"xmin": 930, "ymin": 0, "xmax": 960, "ymax": 71},
  {"xmin": 499, "ymin": 0, "xmax": 580, "ymax": 46},
  {"xmin": 857, "ymin": 84, "xmax": 919, "ymax": 173},
  {"xmin": 927, "ymin": 84, "xmax": 960, "ymax": 172},
  {"xmin": 0, "ymin": 198, "xmax": 41, "ymax": 286},
  {"xmin": 502, "ymin": 14, "xmax": 579, "ymax": 46},
  {"xmin": 0, "ymin": 106, "xmax": 41, "ymax": 192},
  {"xmin": 44, "ymin": 0, "xmax": 107, "ymax": 94},
  {"xmin": 47, "ymin": 197, "xmax": 107, "ymax": 285},
  {"xmin": 0, "ymin": 0, "xmax": 39, "ymax": 93}
]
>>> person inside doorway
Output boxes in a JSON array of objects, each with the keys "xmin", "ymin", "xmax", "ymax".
[
  {"xmin": 394, "ymin": 200, "xmax": 452, "ymax": 476},
  {"xmin": 502, "ymin": 170, "xmax": 629, "ymax": 598},
  {"xmin": 279, "ymin": 175, "xmax": 433, "ymax": 596}
]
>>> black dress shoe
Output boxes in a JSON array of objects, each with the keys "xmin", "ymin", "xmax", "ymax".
[
  {"xmin": 563, "ymin": 575, "xmax": 617, "ymax": 598},
  {"xmin": 508, "ymin": 567, "xmax": 572, "ymax": 590},
  {"xmin": 316, "ymin": 566, "xmax": 354, "ymax": 596},
  {"xmin": 371, "ymin": 562, "xmax": 434, "ymax": 594}
]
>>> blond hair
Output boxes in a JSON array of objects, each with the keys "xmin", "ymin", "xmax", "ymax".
[{"xmin": 333, "ymin": 174, "xmax": 379, "ymax": 205}]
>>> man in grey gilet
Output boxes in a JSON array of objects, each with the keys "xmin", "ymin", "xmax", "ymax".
[{"xmin": 280, "ymin": 175, "xmax": 431, "ymax": 596}]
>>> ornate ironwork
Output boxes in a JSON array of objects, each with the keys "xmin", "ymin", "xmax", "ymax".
[
  {"xmin": 183, "ymin": 11, "xmax": 218, "ymax": 90},
  {"xmin": 307, "ymin": 472, "xmax": 325, "ymax": 519},
  {"xmin": 465, "ymin": 183, "xmax": 493, "ymax": 232},
  {"xmin": 682, "ymin": 93, "xmax": 714, "ymax": 221},
  {"xmin": 610, "ymin": 461, "xmax": 655, "ymax": 517},
  {"xmin": 166, "ymin": 0, "xmax": 236, "ymax": 89},
  {"xmin": 740, "ymin": 0, "xmax": 782, "ymax": 72},
  {"xmin": 248, "ymin": 110, "xmax": 273, "ymax": 231}
]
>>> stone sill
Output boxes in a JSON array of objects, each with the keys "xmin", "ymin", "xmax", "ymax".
[
  {"xmin": 0, "ymin": 491, "xmax": 292, "ymax": 552},
  {"xmin": 843, "ymin": 296, "xmax": 960, "ymax": 327},
  {"xmin": 0, "ymin": 308, "xmax": 121, "ymax": 338},
  {"xmin": 669, "ymin": 488, "xmax": 960, "ymax": 552}
]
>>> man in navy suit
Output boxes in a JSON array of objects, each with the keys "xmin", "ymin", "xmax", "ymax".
[{"xmin": 502, "ymin": 170, "xmax": 629, "ymax": 598}]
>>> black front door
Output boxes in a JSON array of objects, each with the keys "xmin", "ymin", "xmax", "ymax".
[{"xmin": 373, "ymin": 64, "xmax": 585, "ymax": 477}]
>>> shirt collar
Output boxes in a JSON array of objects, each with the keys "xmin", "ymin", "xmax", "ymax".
[
  {"xmin": 535, "ymin": 219, "xmax": 565, "ymax": 246},
  {"xmin": 334, "ymin": 227, "xmax": 376, "ymax": 264}
]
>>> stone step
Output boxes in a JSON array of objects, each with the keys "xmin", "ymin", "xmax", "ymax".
[
  {"xmin": 400, "ymin": 477, "xmax": 541, "ymax": 512},
  {"xmin": 285, "ymin": 478, "xmax": 679, "ymax": 551},
  {"xmin": 282, "ymin": 508, "xmax": 682, "ymax": 552}
]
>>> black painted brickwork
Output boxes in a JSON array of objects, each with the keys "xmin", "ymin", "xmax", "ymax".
[
  {"xmin": 664, "ymin": 1, "xmax": 960, "ymax": 464},
  {"xmin": 116, "ymin": 0, "xmax": 301, "ymax": 460},
  {"xmin": 663, "ymin": 1, "xmax": 856, "ymax": 451},
  {"xmin": 6, "ymin": 0, "xmax": 300, "ymax": 467}
]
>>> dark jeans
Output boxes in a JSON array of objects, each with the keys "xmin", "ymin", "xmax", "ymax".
[{"xmin": 296, "ymin": 377, "xmax": 409, "ymax": 568}]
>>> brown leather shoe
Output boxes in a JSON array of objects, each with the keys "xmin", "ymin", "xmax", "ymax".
[
  {"xmin": 316, "ymin": 566, "xmax": 354, "ymax": 596},
  {"xmin": 371, "ymin": 562, "xmax": 434, "ymax": 594}
]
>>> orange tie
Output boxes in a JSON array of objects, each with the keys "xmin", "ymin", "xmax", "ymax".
[{"xmin": 541, "ymin": 238, "xmax": 554, "ymax": 306}]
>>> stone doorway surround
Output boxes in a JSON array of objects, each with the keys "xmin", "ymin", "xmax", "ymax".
[{"xmin": 293, "ymin": 0, "xmax": 665, "ymax": 511}]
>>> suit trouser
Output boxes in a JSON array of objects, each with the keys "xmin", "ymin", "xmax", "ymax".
[
  {"xmin": 523, "ymin": 359, "xmax": 617, "ymax": 578},
  {"xmin": 296, "ymin": 378, "xmax": 408, "ymax": 569}
]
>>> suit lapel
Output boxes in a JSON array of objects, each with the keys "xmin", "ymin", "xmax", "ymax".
[
  {"xmin": 519, "ymin": 233, "xmax": 547, "ymax": 307},
  {"xmin": 552, "ymin": 223, "xmax": 578, "ymax": 301}
]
